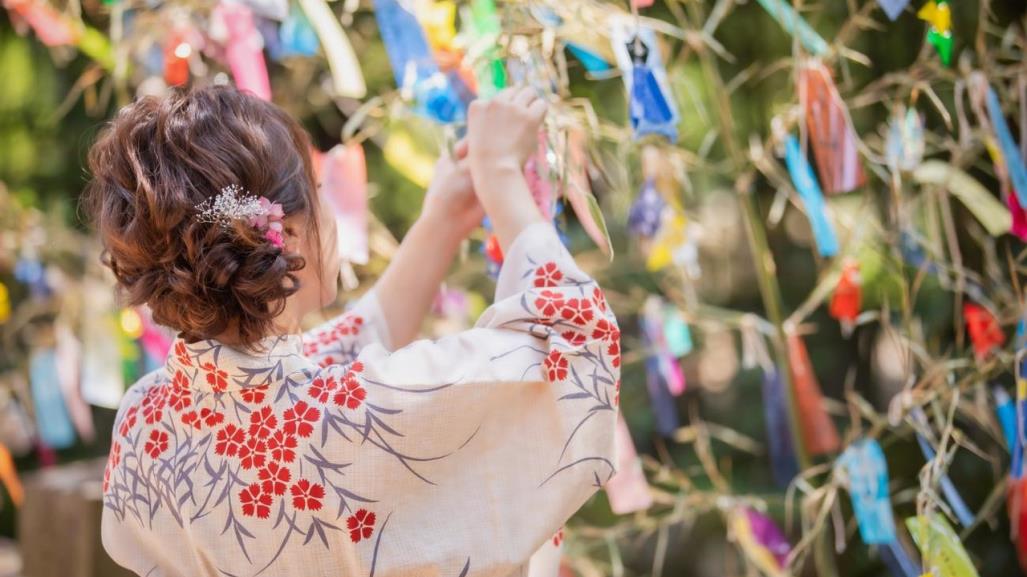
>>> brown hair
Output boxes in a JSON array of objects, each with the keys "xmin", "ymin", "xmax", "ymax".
[{"xmin": 83, "ymin": 85, "xmax": 319, "ymax": 347}]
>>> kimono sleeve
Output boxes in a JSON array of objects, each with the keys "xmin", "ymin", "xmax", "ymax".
[
  {"xmin": 313, "ymin": 222, "xmax": 620, "ymax": 575},
  {"xmin": 302, "ymin": 289, "xmax": 394, "ymax": 367}
]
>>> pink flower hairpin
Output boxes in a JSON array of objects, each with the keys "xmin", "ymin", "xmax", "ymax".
[{"xmin": 195, "ymin": 184, "xmax": 286, "ymax": 248}]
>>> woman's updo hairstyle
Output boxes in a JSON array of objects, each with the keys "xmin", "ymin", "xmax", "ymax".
[{"xmin": 83, "ymin": 85, "xmax": 320, "ymax": 346}]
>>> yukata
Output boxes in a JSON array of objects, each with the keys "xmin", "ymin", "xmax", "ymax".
[{"xmin": 101, "ymin": 223, "xmax": 622, "ymax": 577}]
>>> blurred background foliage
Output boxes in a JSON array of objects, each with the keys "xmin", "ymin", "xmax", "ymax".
[{"xmin": 3, "ymin": 0, "xmax": 1027, "ymax": 575}]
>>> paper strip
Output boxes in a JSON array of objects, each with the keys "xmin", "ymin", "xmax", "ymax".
[
  {"xmin": 319, "ymin": 143, "xmax": 370, "ymax": 265},
  {"xmin": 987, "ymin": 87, "xmax": 1027, "ymax": 209},
  {"xmin": 787, "ymin": 333, "xmax": 841, "ymax": 455},
  {"xmin": 784, "ymin": 135, "xmax": 839, "ymax": 257},
  {"xmin": 799, "ymin": 60, "xmax": 866, "ymax": 194},
  {"xmin": 763, "ymin": 369, "xmax": 800, "ymax": 487},
  {"xmin": 298, "ymin": 0, "xmax": 367, "ymax": 98},
  {"xmin": 905, "ymin": 513, "xmax": 981, "ymax": 577},
  {"xmin": 30, "ymin": 348, "xmax": 76, "ymax": 450},
  {"xmin": 913, "ymin": 160, "xmax": 1012, "ymax": 237},
  {"xmin": 213, "ymin": 1, "xmax": 272, "ymax": 100},
  {"xmin": 877, "ymin": 0, "xmax": 911, "ymax": 21},
  {"xmin": 838, "ymin": 439, "xmax": 898, "ymax": 544},
  {"xmin": 753, "ymin": 0, "xmax": 829, "ymax": 56}
]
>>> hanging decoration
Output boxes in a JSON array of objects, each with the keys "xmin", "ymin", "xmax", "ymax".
[
  {"xmin": 318, "ymin": 143, "xmax": 370, "ymax": 266},
  {"xmin": 783, "ymin": 134, "xmax": 839, "ymax": 258},
  {"xmin": 917, "ymin": 0, "xmax": 953, "ymax": 66},
  {"xmin": 910, "ymin": 409, "xmax": 975, "ymax": 528},
  {"xmin": 829, "ymin": 260, "xmax": 861, "ymax": 336},
  {"xmin": 211, "ymin": 1, "xmax": 273, "ymax": 101},
  {"xmin": 0, "ymin": 443, "xmax": 23, "ymax": 507},
  {"xmin": 374, "ymin": 0, "xmax": 464, "ymax": 123},
  {"xmin": 5, "ymin": 0, "xmax": 1027, "ymax": 575},
  {"xmin": 29, "ymin": 348, "xmax": 76, "ymax": 450},
  {"xmin": 878, "ymin": 0, "xmax": 911, "ymax": 21},
  {"xmin": 994, "ymin": 385, "xmax": 1017, "ymax": 450},
  {"xmin": 906, "ymin": 513, "xmax": 979, "ymax": 577},
  {"xmin": 885, "ymin": 106, "xmax": 925, "ymax": 174},
  {"xmin": 799, "ymin": 59, "xmax": 867, "ymax": 195},
  {"xmin": 295, "ymin": 0, "xmax": 366, "ymax": 98},
  {"xmin": 786, "ymin": 332, "xmax": 841, "ymax": 455},
  {"xmin": 278, "ymin": 3, "xmax": 319, "ymax": 58},
  {"xmin": 912, "ymin": 161, "xmax": 1012, "ymax": 237},
  {"xmin": 753, "ymin": 0, "xmax": 830, "ymax": 56},
  {"xmin": 464, "ymin": 0, "xmax": 507, "ymax": 97},
  {"xmin": 837, "ymin": 439, "xmax": 921, "ymax": 577},
  {"xmin": 610, "ymin": 19, "xmax": 679, "ymax": 142},
  {"xmin": 728, "ymin": 507, "xmax": 792, "ymax": 577},
  {"xmin": 640, "ymin": 296, "xmax": 686, "ymax": 397},
  {"xmin": 963, "ymin": 302, "xmax": 1005, "ymax": 361}
]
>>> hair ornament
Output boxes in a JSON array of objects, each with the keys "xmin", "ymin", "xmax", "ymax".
[{"xmin": 195, "ymin": 184, "xmax": 285, "ymax": 248}]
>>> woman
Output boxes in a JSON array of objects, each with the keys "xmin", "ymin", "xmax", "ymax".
[{"xmin": 88, "ymin": 85, "xmax": 620, "ymax": 577}]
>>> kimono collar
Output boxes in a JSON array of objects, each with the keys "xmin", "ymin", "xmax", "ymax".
[{"xmin": 165, "ymin": 334, "xmax": 311, "ymax": 392}]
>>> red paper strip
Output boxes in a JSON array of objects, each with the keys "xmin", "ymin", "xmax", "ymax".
[
  {"xmin": 964, "ymin": 302, "xmax": 1005, "ymax": 361},
  {"xmin": 163, "ymin": 30, "xmax": 192, "ymax": 87},
  {"xmin": 799, "ymin": 60, "xmax": 866, "ymax": 194},
  {"xmin": 786, "ymin": 333, "xmax": 841, "ymax": 455},
  {"xmin": 3, "ymin": 0, "xmax": 78, "ymax": 46},
  {"xmin": 829, "ymin": 261, "xmax": 861, "ymax": 334}
]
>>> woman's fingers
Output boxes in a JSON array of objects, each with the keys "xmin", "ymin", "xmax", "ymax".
[
  {"xmin": 453, "ymin": 138, "xmax": 470, "ymax": 160},
  {"xmin": 527, "ymin": 97, "xmax": 548, "ymax": 123},
  {"xmin": 512, "ymin": 86, "xmax": 537, "ymax": 107}
]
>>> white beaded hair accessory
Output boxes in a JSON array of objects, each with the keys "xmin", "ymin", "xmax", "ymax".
[{"xmin": 195, "ymin": 184, "xmax": 286, "ymax": 248}]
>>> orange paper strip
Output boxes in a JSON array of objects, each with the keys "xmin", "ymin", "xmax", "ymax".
[
  {"xmin": 787, "ymin": 333, "xmax": 841, "ymax": 455},
  {"xmin": 0, "ymin": 443, "xmax": 23, "ymax": 507}
]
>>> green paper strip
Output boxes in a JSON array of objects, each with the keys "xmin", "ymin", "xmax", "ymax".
[
  {"xmin": 754, "ymin": 0, "xmax": 829, "ymax": 56},
  {"xmin": 467, "ymin": 0, "xmax": 506, "ymax": 97},
  {"xmin": 905, "ymin": 514, "xmax": 979, "ymax": 577},
  {"xmin": 913, "ymin": 160, "xmax": 1011, "ymax": 237}
]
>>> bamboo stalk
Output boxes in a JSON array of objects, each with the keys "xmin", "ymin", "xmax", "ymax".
[{"xmin": 682, "ymin": 0, "xmax": 811, "ymax": 473}]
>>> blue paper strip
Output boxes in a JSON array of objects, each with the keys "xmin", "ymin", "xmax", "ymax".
[
  {"xmin": 640, "ymin": 318, "xmax": 680, "ymax": 436},
  {"xmin": 373, "ymin": 0, "xmax": 463, "ymax": 123},
  {"xmin": 838, "ymin": 439, "xmax": 897, "ymax": 544},
  {"xmin": 280, "ymin": 5, "xmax": 320, "ymax": 58},
  {"xmin": 987, "ymin": 87, "xmax": 1027, "ymax": 207},
  {"xmin": 879, "ymin": 540, "xmax": 922, "ymax": 577},
  {"xmin": 914, "ymin": 432, "xmax": 975, "ymax": 527},
  {"xmin": 1015, "ymin": 356, "xmax": 1027, "ymax": 479},
  {"xmin": 630, "ymin": 63, "xmax": 678, "ymax": 142},
  {"xmin": 995, "ymin": 385, "xmax": 1018, "ymax": 451},
  {"xmin": 628, "ymin": 179, "xmax": 667, "ymax": 238},
  {"xmin": 754, "ymin": 0, "xmax": 830, "ymax": 56},
  {"xmin": 762, "ymin": 369, "xmax": 800, "ymax": 487},
  {"xmin": 30, "ymin": 349, "xmax": 77, "ymax": 450},
  {"xmin": 566, "ymin": 43, "xmax": 610, "ymax": 72},
  {"xmin": 877, "ymin": 0, "xmax": 911, "ymax": 21},
  {"xmin": 784, "ymin": 135, "xmax": 839, "ymax": 257}
]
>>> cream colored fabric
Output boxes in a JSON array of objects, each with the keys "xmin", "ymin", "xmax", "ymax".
[{"xmin": 101, "ymin": 222, "xmax": 620, "ymax": 577}]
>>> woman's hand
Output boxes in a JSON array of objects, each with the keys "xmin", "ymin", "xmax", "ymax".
[
  {"xmin": 465, "ymin": 87, "xmax": 548, "ymax": 249},
  {"xmin": 420, "ymin": 139, "xmax": 484, "ymax": 243},
  {"xmin": 466, "ymin": 87, "xmax": 548, "ymax": 180}
]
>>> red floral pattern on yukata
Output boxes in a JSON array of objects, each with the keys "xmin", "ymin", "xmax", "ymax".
[{"xmin": 102, "ymin": 231, "xmax": 620, "ymax": 576}]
